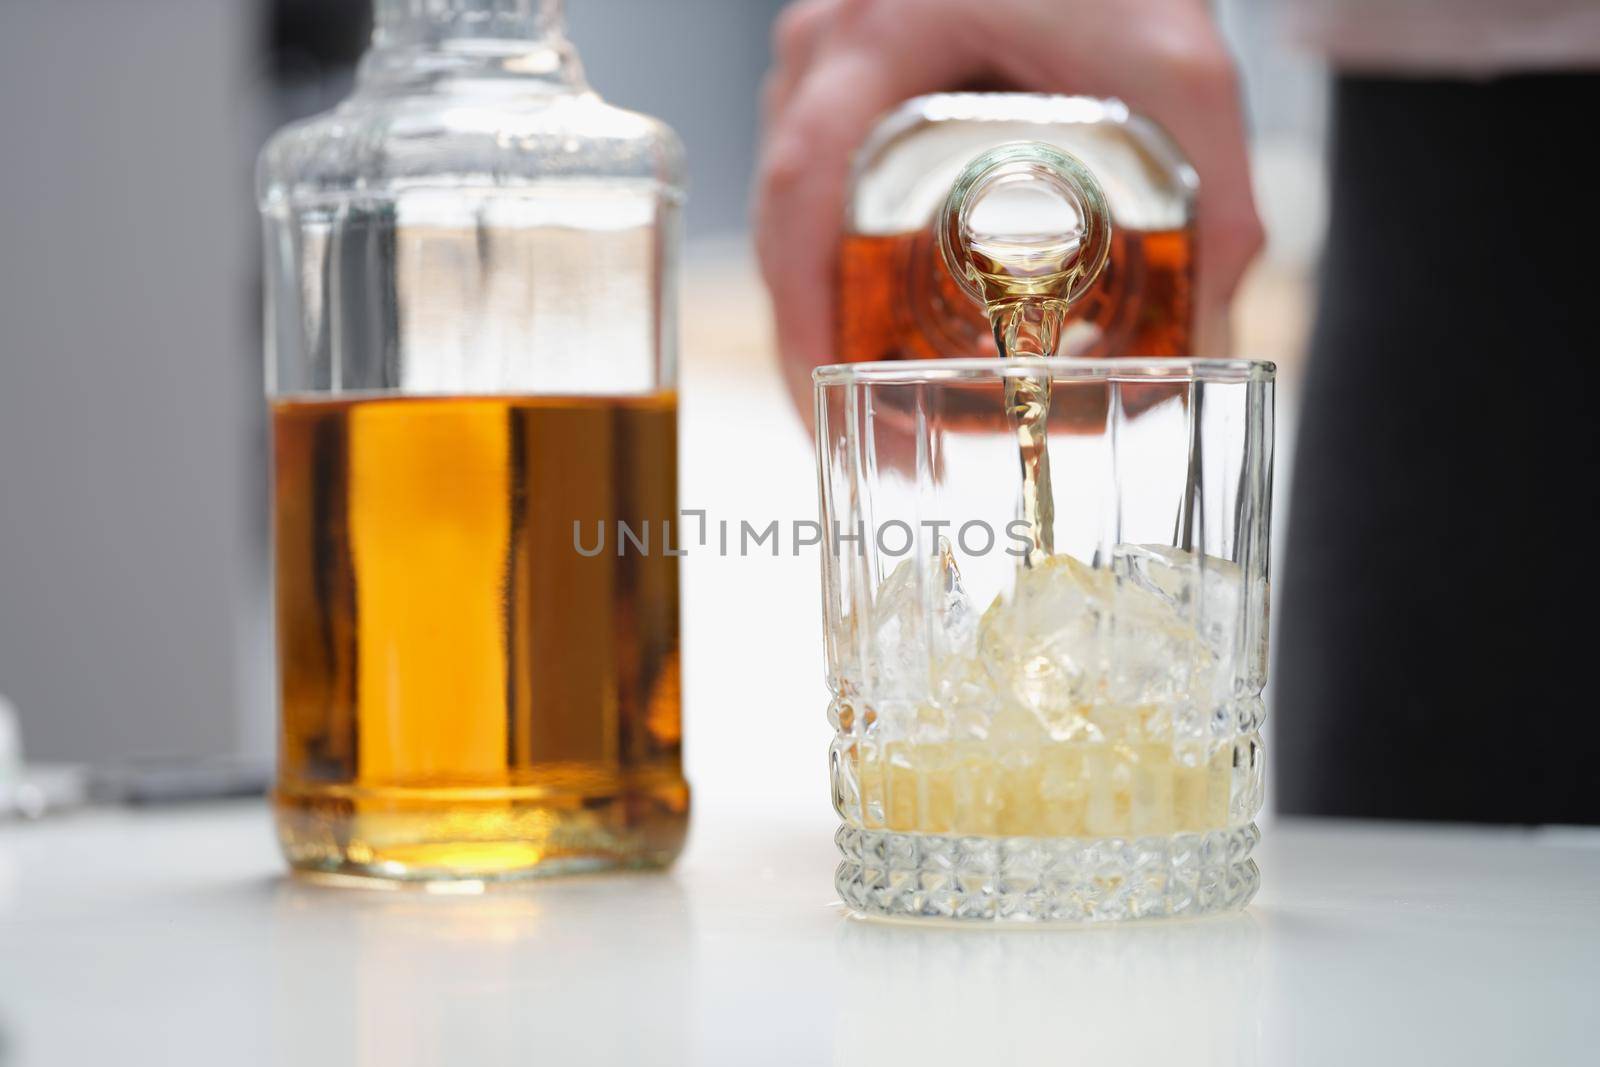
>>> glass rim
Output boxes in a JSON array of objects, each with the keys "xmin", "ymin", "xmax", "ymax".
[{"xmin": 813, "ymin": 357, "xmax": 1275, "ymax": 387}]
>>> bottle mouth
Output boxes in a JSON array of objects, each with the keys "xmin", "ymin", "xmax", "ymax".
[
  {"xmin": 937, "ymin": 142, "xmax": 1113, "ymax": 311},
  {"xmin": 372, "ymin": 0, "xmax": 566, "ymax": 46},
  {"xmin": 364, "ymin": 0, "xmax": 586, "ymax": 91}
]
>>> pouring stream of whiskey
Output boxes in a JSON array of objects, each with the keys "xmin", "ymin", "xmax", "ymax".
[
  {"xmin": 942, "ymin": 145, "xmax": 1113, "ymax": 568},
  {"xmin": 989, "ymin": 295, "xmax": 1065, "ymax": 567}
]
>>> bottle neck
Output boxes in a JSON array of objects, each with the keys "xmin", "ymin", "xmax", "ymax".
[{"xmin": 361, "ymin": 0, "xmax": 585, "ymax": 93}]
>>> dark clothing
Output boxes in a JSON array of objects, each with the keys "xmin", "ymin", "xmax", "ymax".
[{"xmin": 1275, "ymin": 73, "xmax": 1600, "ymax": 825}]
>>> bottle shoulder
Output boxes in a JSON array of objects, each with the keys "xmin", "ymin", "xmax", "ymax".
[
  {"xmin": 848, "ymin": 93, "xmax": 1195, "ymax": 234},
  {"xmin": 258, "ymin": 88, "xmax": 684, "ymax": 211}
]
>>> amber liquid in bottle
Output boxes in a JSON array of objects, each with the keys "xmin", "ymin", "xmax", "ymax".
[
  {"xmin": 837, "ymin": 225, "xmax": 1191, "ymax": 363},
  {"xmin": 271, "ymin": 392, "xmax": 688, "ymax": 881}
]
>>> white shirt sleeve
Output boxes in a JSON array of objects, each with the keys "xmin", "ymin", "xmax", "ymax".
[{"xmin": 1279, "ymin": 0, "xmax": 1600, "ymax": 75}]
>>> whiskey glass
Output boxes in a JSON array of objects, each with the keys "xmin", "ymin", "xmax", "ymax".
[{"xmin": 814, "ymin": 358, "xmax": 1274, "ymax": 922}]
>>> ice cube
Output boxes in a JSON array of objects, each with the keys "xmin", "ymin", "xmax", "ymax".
[
  {"xmin": 975, "ymin": 555, "xmax": 1104, "ymax": 737},
  {"xmin": 1113, "ymin": 544, "xmax": 1251, "ymax": 661},
  {"xmin": 1103, "ymin": 575, "xmax": 1213, "ymax": 709},
  {"xmin": 976, "ymin": 553, "xmax": 1213, "ymax": 739},
  {"xmin": 861, "ymin": 539, "xmax": 976, "ymax": 701},
  {"xmin": 931, "ymin": 654, "xmax": 1005, "ymax": 741}
]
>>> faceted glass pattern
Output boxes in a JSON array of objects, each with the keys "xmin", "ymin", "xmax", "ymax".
[{"xmin": 815, "ymin": 359, "xmax": 1275, "ymax": 922}]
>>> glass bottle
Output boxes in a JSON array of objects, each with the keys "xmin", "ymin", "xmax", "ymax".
[
  {"xmin": 258, "ymin": 0, "xmax": 688, "ymax": 883},
  {"xmin": 838, "ymin": 93, "xmax": 1196, "ymax": 362}
]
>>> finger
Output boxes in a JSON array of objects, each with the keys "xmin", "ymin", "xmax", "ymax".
[
  {"xmin": 756, "ymin": 4, "xmax": 988, "ymax": 422},
  {"xmin": 989, "ymin": 5, "xmax": 1263, "ymax": 349},
  {"xmin": 1142, "ymin": 51, "xmax": 1263, "ymax": 342},
  {"xmin": 763, "ymin": 0, "xmax": 843, "ymax": 130}
]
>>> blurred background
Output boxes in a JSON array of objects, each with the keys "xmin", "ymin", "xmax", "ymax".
[{"xmin": 0, "ymin": 0, "xmax": 1321, "ymax": 809}]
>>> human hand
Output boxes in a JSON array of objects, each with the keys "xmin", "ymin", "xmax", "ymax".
[{"xmin": 755, "ymin": 0, "xmax": 1263, "ymax": 421}]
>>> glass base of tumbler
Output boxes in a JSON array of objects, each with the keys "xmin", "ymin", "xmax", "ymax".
[
  {"xmin": 274, "ymin": 779, "xmax": 689, "ymax": 887},
  {"xmin": 835, "ymin": 823, "xmax": 1260, "ymax": 923}
]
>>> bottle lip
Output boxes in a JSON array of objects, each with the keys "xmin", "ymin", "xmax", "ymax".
[
  {"xmin": 813, "ymin": 358, "xmax": 1277, "ymax": 387},
  {"xmin": 371, "ymin": 0, "xmax": 565, "ymax": 47},
  {"xmin": 936, "ymin": 141, "xmax": 1114, "ymax": 313},
  {"xmin": 359, "ymin": 0, "xmax": 584, "ymax": 93}
]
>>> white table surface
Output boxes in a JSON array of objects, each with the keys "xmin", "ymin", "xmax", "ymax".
[
  {"xmin": 4, "ymin": 261, "xmax": 1594, "ymax": 1064},
  {"xmin": 1, "ymin": 802, "xmax": 1597, "ymax": 1067}
]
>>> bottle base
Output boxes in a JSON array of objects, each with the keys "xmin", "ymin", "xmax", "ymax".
[
  {"xmin": 835, "ymin": 823, "xmax": 1259, "ymax": 923},
  {"xmin": 274, "ymin": 778, "xmax": 689, "ymax": 886}
]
